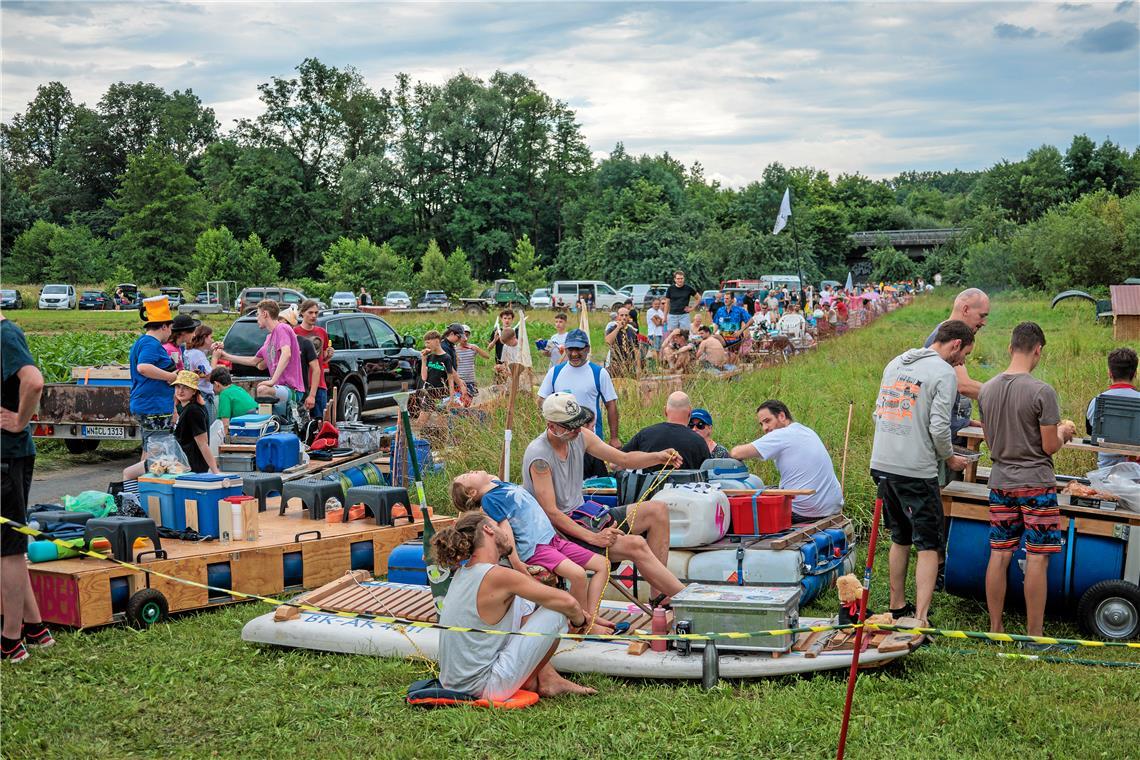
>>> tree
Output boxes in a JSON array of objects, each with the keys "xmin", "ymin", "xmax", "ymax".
[
  {"xmin": 508, "ymin": 234, "xmax": 547, "ymax": 294},
  {"xmin": 441, "ymin": 246, "xmax": 475, "ymax": 298},
  {"xmin": 1, "ymin": 82, "xmax": 78, "ymax": 176},
  {"xmin": 414, "ymin": 239, "xmax": 447, "ymax": 298},
  {"xmin": 187, "ymin": 228, "xmax": 280, "ymax": 294},
  {"xmin": 868, "ymin": 246, "xmax": 916, "ymax": 282},
  {"xmin": 108, "ymin": 148, "xmax": 209, "ymax": 283},
  {"xmin": 47, "ymin": 225, "xmax": 110, "ymax": 282},
  {"xmin": 6, "ymin": 220, "xmax": 62, "ymax": 282},
  {"xmin": 240, "ymin": 233, "xmax": 280, "ymax": 287},
  {"xmin": 319, "ymin": 236, "xmax": 412, "ymax": 294}
]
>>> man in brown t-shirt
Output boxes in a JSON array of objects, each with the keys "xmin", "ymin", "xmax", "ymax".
[{"xmin": 978, "ymin": 322, "xmax": 1075, "ymax": 645}]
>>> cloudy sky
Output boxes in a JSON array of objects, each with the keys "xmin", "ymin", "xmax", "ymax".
[{"xmin": 3, "ymin": 1, "xmax": 1138, "ymax": 185}]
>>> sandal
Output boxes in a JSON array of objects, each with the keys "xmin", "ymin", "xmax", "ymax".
[{"xmin": 649, "ymin": 594, "xmax": 672, "ymax": 610}]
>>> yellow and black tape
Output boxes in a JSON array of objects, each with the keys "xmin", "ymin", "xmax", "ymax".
[{"xmin": 6, "ymin": 516, "xmax": 1139, "ymax": 649}]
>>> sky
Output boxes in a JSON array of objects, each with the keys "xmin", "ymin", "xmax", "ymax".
[{"xmin": 2, "ymin": 1, "xmax": 1138, "ymax": 186}]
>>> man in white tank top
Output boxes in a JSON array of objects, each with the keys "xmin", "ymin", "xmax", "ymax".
[{"xmin": 436, "ymin": 512, "xmax": 596, "ymax": 700}]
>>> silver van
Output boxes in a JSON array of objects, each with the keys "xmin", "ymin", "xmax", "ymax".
[{"xmin": 551, "ymin": 280, "xmax": 624, "ymax": 310}]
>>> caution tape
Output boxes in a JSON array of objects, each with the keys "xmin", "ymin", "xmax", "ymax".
[{"xmin": 6, "ymin": 517, "xmax": 1140, "ymax": 649}]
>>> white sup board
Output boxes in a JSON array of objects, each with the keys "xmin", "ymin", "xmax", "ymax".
[{"xmin": 242, "ymin": 583, "xmax": 916, "ymax": 680}]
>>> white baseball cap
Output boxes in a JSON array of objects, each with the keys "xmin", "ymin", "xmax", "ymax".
[{"xmin": 541, "ymin": 392, "xmax": 594, "ymax": 430}]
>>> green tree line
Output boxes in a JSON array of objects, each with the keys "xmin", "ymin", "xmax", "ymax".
[{"xmin": 3, "ymin": 59, "xmax": 1139, "ymax": 294}]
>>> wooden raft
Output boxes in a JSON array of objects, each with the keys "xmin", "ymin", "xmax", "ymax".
[{"xmin": 289, "ymin": 571, "xmax": 653, "ymax": 630}]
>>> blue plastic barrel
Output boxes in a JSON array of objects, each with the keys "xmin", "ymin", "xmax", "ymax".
[
  {"xmin": 945, "ymin": 516, "xmax": 1068, "ymax": 610},
  {"xmin": 283, "ymin": 551, "xmax": 303, "ymax": 587},
  {"xmin": 206, "ymin": 562, "xmax": 232, "ymax": 600},
  {"xmin": 110, "ymin": 577, "xmax": 130, "ymax": 612},
  {"xmin": 387, "ymin": 541, "xmax": 428, "ymax": 584},
  {"xmin": 350, "ymin": 540, "xmax": 374, "ymax": 572}
]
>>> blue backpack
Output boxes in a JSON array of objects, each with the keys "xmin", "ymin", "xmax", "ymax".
[{"xmin": 550, "ymin": 361, "xmax": 605, "ymax": 436}]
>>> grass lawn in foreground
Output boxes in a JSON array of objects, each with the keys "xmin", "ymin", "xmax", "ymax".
[{"xmin": 3, "ymin": 292, "xmax": 1138, "ymax": 758}]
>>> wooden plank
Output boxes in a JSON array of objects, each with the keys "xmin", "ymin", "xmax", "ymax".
[
  {"xmin": 301, "ymin": 536, "xmax": 351, "ymax": 588},
  {"xmin": 230, "ymin": 547, "xmax": 285, "ymax": 598},
  {"xmin": 147, "ymin": 558, "xmax": 210, "ymax": 613}
]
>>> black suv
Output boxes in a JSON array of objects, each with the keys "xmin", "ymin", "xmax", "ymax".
[{"xmin": 221, "ymin": 309, "xmax": 422, "ymax": 421}]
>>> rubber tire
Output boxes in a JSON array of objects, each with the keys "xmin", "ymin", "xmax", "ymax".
[
  {"xmin": 464, "ymin": 303, "xmax": 484, "ymax": 315},
  {"xmin": 64, "ymin": 438, "xmax": 99, "ymax": 454},
  {"xmin": 337, "ymin": 382, "xmax": 363, "ymax": 423},
  {"xmin": 126, "ymin": 588, "xmax": 168, "ymax": 628},
  {"xmin": 1077, "ymin": 579, "xmax": 1140, "ymax": 640}
]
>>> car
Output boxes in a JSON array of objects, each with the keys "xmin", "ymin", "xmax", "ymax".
[
  {"xmin": 221, "ymin": 309, "xmax": 422, "ymax": 422},
  {"xmin": 0, "ymin": 289, "xmax": 25, "ymax": 309},
  {"xmin": 78, "ymin": 290, "xmax": 111, "ymax": 310},
  {"xmin": 159, "ymin": 287, "xmax": 184, "ymax": 308},
  {"xmin": 112, "ymin": 283, "xmax": 143, "ymax": 310},
  {"xmin": 194, "ymin": 291, "xmax": 220, "ymax": 305},
  {"xmin": 38, "ymin": 284, "xmax": 76, "ymax": 310},
  {"xmin": 417, "ymin": 291, "xmax": 451, "ymax": 310},
  {"xmin": 699, "ymin": 290, "xmax": 720, "ymax": 310},
  {"xmin": 617, "ymin": 284, "xmax": 669, "ymax": 308},
  {"xmin": 529, "ymin": 288, "xmax": 552, "ymax": 309},
  {"xmin": 549, "ymin": 280, "xmax": 624, "ymax": 310},
  {"xmin": 384, "ymin": 291, "xmax": 411, "ymax": 308},
  {"xmin": 330, "ymin": 291, "xmax": 358, "ymax": 309},
  {"xmin": 236, "ymin": 286, "xmax": 309, "ymax": 314}
]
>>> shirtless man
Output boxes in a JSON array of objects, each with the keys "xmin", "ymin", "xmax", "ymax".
[
  {"xmin": 434, "ymin": 512, "xmax": 595, "ymax": 699},
  {"xmin": 696, "ymin": 325, "xmax": 728, "ymax": 369}
]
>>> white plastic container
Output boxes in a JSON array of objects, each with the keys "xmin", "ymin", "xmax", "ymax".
[
  {"xmin": 688, "ymin": 548, "xmax": 805, "ymax": 585},
  {"xmin": 657, "ymin": 483, "xmax": 731, "ymax": 548}
]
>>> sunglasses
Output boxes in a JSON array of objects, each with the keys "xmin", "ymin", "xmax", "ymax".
[{"xmin": 688, "ymin": 420, "xmax": 708, "ymax": 430}]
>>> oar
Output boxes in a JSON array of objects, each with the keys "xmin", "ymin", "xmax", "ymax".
[
  {"xmin": 395, "ymin": 392, "xmax": 449, "ymax": 608},
  {"xmin": 840, "ymin": 400, "xmax": 854, "ymax": 498},
  {"xmin": 500, "ymin": 363, "xmax": 522, "ymax": 481}
]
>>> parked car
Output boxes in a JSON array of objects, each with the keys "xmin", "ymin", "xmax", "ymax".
[
  {"xmin": 194, "ymin": 291, "xmax": 220, "ymax": 304},
  {"xmin": 0, "ymin": 289, "xmax": 25, "ymax": 309},
  {"xmin": 550, "ymin": 280, "xmax": 624, "ymax": 310},
  {"xmin": 699, "ymin": 290, "xmax": 720, "ymax": 310},
  {"xmin": 417, "ymin": 291, "xmax": 450, "ymax": 310},
  {"xmin": 384, "ymin": 291, "xmax": 411, "ymax": 308},
  {"xmin": 330, "ymin": 291, "xmax": 358, "ymax": 309},
  {"xmin": 112, "ymin": 283, "xmax": 142, "ymax": 310},
  {"xmin": 529, "ymin": 288, "xmax": 552, "ymax": 309},
  {"xmin": 38, "ymin": 284, "xmax": 76, "ymax": 310},
  {"xmin": 78, "ymin": 291, "xmax": 111, "ymax": 310},
  {"xmin": 236, "ymin": 286, "xmax": 309, "ymax": 313},
  {"xmin": 221, "ymin": 309, "xmax": 422, "ymax": 421},
  {"xmin": 617, "ymin": 284, "xmax": 669, "ymax": 308},
  {"xmin": 160, "ymin": 287, "xmax": 184, "ymax": 308}
]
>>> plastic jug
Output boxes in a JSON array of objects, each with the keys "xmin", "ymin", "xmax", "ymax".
[{"xmin": 656, "ymin": 483, "xmax": 730, "ymax": 548}]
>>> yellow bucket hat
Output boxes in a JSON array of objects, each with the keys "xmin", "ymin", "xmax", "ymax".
[{"xmin": 170, "ymin": 370, "xmax": 200, "ymax": 391}]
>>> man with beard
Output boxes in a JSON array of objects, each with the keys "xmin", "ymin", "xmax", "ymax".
[{"xmin": 434, "ymin": 511, "xmax": 596, "ymax": 699}]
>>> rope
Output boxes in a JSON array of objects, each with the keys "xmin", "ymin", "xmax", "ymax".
[{"xmin": 349, "ymin": 573, "xmax": 438, "ymax": 675}]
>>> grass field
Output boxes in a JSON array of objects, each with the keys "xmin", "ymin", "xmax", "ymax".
[{"xmin": 3, "ymin": 292, "xmax": 1139, "ymax": 758}]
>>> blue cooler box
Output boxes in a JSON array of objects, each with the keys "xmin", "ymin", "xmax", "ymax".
[
  {"xmin": 138, "ymin": 474, "xmax": 184, "ymax": 528},
  {"xmin": 257, "ymin": 433, "xmax": 300, "ymax": 473},
  {"xmin": 173, "ymin": 473, "xmax": 243, "ymax": 538},
  {"xmin": 230, "ymin": 413, "xmax": 277, "ymax": 442}
]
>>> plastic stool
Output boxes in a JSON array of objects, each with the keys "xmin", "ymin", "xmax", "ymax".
[
  {"xmin": 280, "ymin": 479, "xmax": 344, "ymax": 519},
  {"xmin": 345, "ymin": 486, "xmax": 412, "ymax": 526},
  {"xmin": 84, "ymin": 516, "xmax": 161, "ymax": 562},
  {"xmin": 242, "ymin": 473, "xmax": 284, "ymax": 513}
]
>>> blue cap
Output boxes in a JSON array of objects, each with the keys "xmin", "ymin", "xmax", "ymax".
[
  {"xmin": 689, "ymin": 408, "xmax": 713, "ymax": 426},
  {"xmin": 564, "ymin": 329, "xmax": 590, "ymax": 349}
]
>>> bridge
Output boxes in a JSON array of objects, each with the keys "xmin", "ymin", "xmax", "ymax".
[{"xmin": 845, "ymin": 228, "xmax": 965, "ymax": 279}]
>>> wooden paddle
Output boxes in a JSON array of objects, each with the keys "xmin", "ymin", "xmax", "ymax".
[{"xmin": 499, "ymin": 363, "xmax": 522, "ymax": 481}]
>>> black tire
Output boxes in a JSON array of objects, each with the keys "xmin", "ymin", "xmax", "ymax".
[
  {"xmin": 463, "ymin": 303, "xmax": 484, "ymax": 315},
  {"xmin": 337, "ymin": 382, "xmax": 364, "ymax": 422},
  {"xmin": 1077, "ymin": 579, "xmax": 1140, "ymax": 640},
  {"xmin": 126, "ymin": 588, "xmax": 168, "ymax": 628},
  {"xmin": 64, "ymin": 438, "xmax": 99, "ymax": 454}
]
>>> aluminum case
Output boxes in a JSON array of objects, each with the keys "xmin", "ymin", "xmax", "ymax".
[{"xmin": 671, "ymin": 583, "xmax": 801, "ymax": 653}]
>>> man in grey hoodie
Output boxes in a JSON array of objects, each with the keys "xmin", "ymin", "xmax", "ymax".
[{"xmin": 871, "ymin": 320, "xmax": 975, "ymax": 625}]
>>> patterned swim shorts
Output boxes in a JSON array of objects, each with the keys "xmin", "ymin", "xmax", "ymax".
[{"xmin": 988, "ymin": 487, "xmax": 1061, "ymax": 555}]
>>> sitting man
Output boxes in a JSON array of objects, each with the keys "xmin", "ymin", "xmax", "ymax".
[
  {"xmin": 434, "ymin": 511, "xmax": 596, "ymax": 700},
  {"xmin": 623, "ymin": 391, "xmax": 709, "ymax": 470},
  {"xmin": 523, "ymin": 393, "xmax": 686, "ymax": 605},
  {"xmin": 661, "ymin": 328, "xmax": 696, "ymax": 372},
  {"xmin": 730, "ymin": 399, "xmax": 843, "ymax": 522},
  {"xmin": 1085, "ymin": 347, "xmax": 1140, "ymax": 469},
  {"xmin": 695, "ymin": 326, "xmax": 728, "ymax": 370}
]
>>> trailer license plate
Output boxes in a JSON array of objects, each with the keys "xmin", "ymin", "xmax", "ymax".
[{"xmin": 83, "ymin": 425, "xmax": 126, "ymax": 439}]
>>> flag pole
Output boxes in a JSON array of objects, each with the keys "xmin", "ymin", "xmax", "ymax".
[{"xmin": 789, "ymin": 190, "xmax": 807, "ymax": 309}]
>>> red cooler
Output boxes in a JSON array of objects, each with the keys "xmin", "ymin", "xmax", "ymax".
[{"xmin": 728, "ymin": 492, "xmax": 793, "ymax": 536}]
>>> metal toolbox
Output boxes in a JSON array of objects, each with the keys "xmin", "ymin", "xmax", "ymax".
[{"xmin": 670, "ymin": 583, "xmax": 800, "ymax": 653}]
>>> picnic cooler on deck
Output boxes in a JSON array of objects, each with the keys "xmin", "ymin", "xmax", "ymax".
[
  {"xmin": 172, "ymin": 473, "xmax": 242, "ymax": 538},
  {"xmin": 138, "ymin": 474, "xmax": 183, "ymax": 528},
  {"xmin": 229, "ymin": 414, "xmax": 278, "ymax": 442},
  {"xmin": 700, "ymin": 458, "xmax": 765, "ymax": 490},
  {"xmin": 671, "ymin": 583, "xmax": 800, "ymax": 653},
  {"xmin": 727, "ymin": 492, "xmax": 793, "ymax": 536}
]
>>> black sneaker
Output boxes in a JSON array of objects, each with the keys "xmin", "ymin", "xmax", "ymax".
[
  {"xmin": 889, "ymin": 603, "xmax": 916, "ymax": 618},
  {"xmin": 1, "ymin": 637, "xmax": 28, "ymax": 663},
  {"xmin": 23, "ymin": 623, "xmax": 55, "ymax": 649}
]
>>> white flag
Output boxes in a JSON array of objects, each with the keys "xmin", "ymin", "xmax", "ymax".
[
  {"xmin": 844, "ymin": 272, "xmax": 854, "ymax": 293},
  {"xmin": 772, "ymin": 188, "xmax": 791, "ymax": 235}
]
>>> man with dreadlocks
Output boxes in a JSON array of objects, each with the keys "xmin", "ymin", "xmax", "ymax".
[{"xmin": 433, "ymin": 511, "xmax": 597, "ymax": 700}]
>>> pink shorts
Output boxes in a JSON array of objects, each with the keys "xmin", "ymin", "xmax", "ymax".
[{"xmin": 525, "ymin": 535, "xmax": 598, "ymax": 572}]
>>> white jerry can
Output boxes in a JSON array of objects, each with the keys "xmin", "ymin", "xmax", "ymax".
[{"xmin": 656, "ymin": 483, "xmax": 731, "ymax": 548}]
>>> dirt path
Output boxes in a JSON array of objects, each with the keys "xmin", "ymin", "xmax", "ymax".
[{"xmin": 29, "ymin": 455, "xmax": 136, "ymax": 507}]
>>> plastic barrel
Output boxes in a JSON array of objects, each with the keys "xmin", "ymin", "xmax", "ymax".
[
  {"xmin": 350, "ymin": 540, "xmax": 374, "ymax": 572},
  {"xmin": 800, "ymin": 573, "xmax": 827, "ymax": 606},
  {"xmin": 110, "ymin": 577, "xmax": 130, "ymax": 612},
  {"xmin": 206, "ymin": 562, "xmax": 232, "ymax": 600},
  {"xmin": 387, "ymin": 541, "xmax": 428, "ymax": 584},
  {"xmin": 283, "ymin": 551, "xmax": 303, "ymax": 587}
]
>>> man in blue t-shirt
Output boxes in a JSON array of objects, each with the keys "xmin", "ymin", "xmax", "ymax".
[
  {"xmin": 123, "ymin": 297, "xmax": 179, "ymax": 481},
  {"xmin": 713, "ymin": 291, "xmax": 750, "ymax": 341}
]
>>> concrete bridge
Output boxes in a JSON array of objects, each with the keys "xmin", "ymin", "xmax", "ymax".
[{"xmin": 845, "ymin": 228, "xmax": 965, "ymax": 279}]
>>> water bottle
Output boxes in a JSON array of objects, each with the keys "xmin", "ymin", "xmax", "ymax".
[{"xmin": 231, "ymin": 501, "xmax": 244, "ymax": 541}]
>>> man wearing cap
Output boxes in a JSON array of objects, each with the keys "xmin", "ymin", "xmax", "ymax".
[
  {"xmin": 123, "ymin": 296, "xmax": 181, "ymax": 481},
  {"xmin": 443, "ymin": 322, "xmax": 464, "ymax": 366},
  {"xmin": 689, "ymin": 408, "xmax": 730, "ymax": 459},
  {"xmin": 537, "ymin": 328, "xmax": 620, "ymax": 478},
  {"xmin": 522, "ymin": 393, "xmax": 686, "ymax": 605},
  {"xmin": 622, "ymin": 391, "xmax": 709, "ymax": 470}
]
